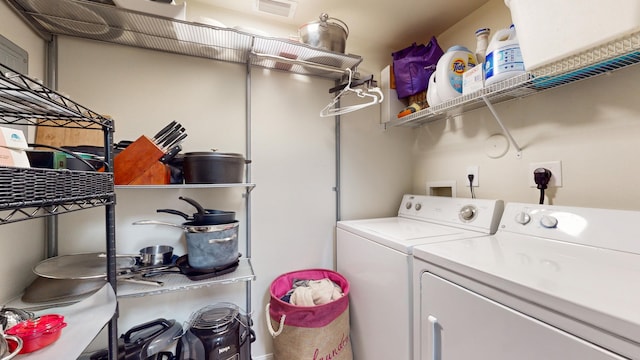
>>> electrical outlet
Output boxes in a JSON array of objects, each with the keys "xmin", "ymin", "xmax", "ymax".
[
  {"xmin": 529, "ymin": 161, "xmax": 562, "ymax": 187},
  {"xmin": 466, "ymin": 165, "xmax": 479, "ymax": 187}
]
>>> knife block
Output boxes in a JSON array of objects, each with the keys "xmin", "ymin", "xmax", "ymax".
[{"xmin": 114, "ymin": 135, "xmax": 170, "ymax": 185}]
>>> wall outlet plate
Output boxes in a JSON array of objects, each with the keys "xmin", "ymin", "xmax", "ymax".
[
  {"xmin": 529, "ymin": 161, "xmax": 562, "ymax": 187},
  {"xmin": 466, "ymin": 165, "xmax": 479, "ymax": 187}
]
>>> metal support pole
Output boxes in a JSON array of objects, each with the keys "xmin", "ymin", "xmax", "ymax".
[
  {"xmin": 481, "ymin": 95, "xmax": 523, "ymax": 158},
  {"xmin": 44, "ymin": 36, "xmax": 59, "ymax": 259},
  {"xmin": 245, "ymin": 47, "xmax": 253, "ymax": 316}
]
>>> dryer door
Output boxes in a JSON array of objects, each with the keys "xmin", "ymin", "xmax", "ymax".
[{"xmin": 419, "ymin": 272, "xmax": 626, "ymax": 360}]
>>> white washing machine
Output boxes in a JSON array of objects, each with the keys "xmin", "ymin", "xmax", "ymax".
[
  {"xmin": 336, "ymin": 194, "xmax": 504, "ymax": 360},
  {"xmin": 412, "ymin": 202, "xmax": 640, "ymax": 360}
]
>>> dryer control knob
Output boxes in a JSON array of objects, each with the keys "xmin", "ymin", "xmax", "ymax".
[
  {"xmin": 415, "ymin": 203, "xmax": 422, "ymax": 211},
  {"xmin": 459, "ymin": 205, "xmax": 477, "ymax": 222},
  {"xmin": 514, "ymin": 212, "xmax": 531, "ymax": 225},
  {"xmin": 540, "ymin": 215, "xmax": 558, "ymax": 228},
  {"xmin": 405, "ymin": 202, "xmax": 412, "ymax": 210}
]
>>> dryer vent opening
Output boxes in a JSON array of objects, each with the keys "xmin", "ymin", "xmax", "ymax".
[{"xmin": 427, "ymin": 181, "xmax": 457, "ymax": 198}]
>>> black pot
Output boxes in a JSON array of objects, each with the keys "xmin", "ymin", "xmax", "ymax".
[{"xmin": 181, "ymin": 151, "xmax": 249, "ymax": 184}]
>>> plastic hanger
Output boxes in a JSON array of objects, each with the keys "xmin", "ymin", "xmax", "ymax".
[{"xmin": 320, "ymin": 69, "xmax": 384, "ymax": 117}]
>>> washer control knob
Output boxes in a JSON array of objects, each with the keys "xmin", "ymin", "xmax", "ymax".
[
  {"xmin": 514, "ymin": 212, "xmax": 531, "ymax": 225},
  {"xmin": 405, "ymin": 202, "xmax": 412, "ymax": 210},
  {"xmin": 415, "ymin": 203, "xmax": 422, "ymax": 211},
  {"xmin": 540, "ymin": 215, "xmax": 558, "ymax": 228},
  {"xmin": 459, "ymin": 205, "xmax": 477, "ymax": 222}
]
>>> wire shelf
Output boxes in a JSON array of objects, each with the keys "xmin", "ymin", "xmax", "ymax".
[
  {"xmin": 386, "ymin": 31, "xmax": 640, "ymax": 128},
  {"xmin": 6, "ymin": 0, "xmax": 363, "ymax": 80},
  {"xmin": 0, "ymin": 63, "xmax": 114, "ymax": 129}
]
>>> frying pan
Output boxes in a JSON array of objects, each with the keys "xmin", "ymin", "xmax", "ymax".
[
  {"xmin": 140, "ymin": 254, "xmax": 240, "ymax": 281},
  {"xmin": 155, "ymin": 208, "xmax": 235, "ymax": 225},
  {"xmin": 156, "ymin": 196, "xmax": 235, "ymax": 225}
]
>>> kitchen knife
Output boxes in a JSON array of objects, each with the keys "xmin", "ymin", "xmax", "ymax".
[
  {"xmin": 152, "ymin": 120, "xmax": 177, "ymax": 141},
  {"xmin": 165, "ymin": 132, "xmax": 188, "ymax": 150},
  {"xmin": 159, "ymin": 144, "xmax": 182, "ymax": 164},
  {"xmin": 160, "ymin": 128, "xmax": 185, "ymax": 150},
  {"xmin": 154, "ymin": 123, "xmax": 182, "ymax": 146}
]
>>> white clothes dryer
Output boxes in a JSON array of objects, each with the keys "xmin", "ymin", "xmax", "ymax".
[
  {"xmin": 413, "ymin": 202, "xmax": 640, "ymax": 360},
  {"xmin": 336, "ymin": 195, "xmax": 504, "ymax": 360}
]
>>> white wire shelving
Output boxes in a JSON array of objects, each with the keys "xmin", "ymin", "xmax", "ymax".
[
  {"xmin": 386, "ymin": 31, "xmax": 640, "ymax": 130},
  {"xmin": 6, "ymin": 0, "xmax": 363, "ymax": 79}
]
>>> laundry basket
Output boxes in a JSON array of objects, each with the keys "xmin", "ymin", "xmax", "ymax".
[{"xmin": 266, "ymin": 269, "xmax": 353, "ymax": 360}]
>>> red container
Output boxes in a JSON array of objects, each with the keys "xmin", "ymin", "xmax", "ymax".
[{"xmin": 6, "ymin": 314, "xmax": 67, "ymax": 353}]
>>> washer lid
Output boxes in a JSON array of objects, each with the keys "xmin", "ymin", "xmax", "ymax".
[
  {"xmin": 413, "ymin": 234, "xmax": 640, "ymax": 351},
  {"xmin": 337, "ymin": 217, "xmax": 480, "ymax": 254}
]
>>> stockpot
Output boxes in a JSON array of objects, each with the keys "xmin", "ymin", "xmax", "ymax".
[
  {"xmin": 181, "ymin": 151, "xmax": 249, "ymax": 184},
  {"xmin": 299, "ymin": 13, "xmax": 349, "ymax": 53}
]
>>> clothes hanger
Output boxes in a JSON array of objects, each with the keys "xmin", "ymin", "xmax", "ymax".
[{"xmin": 320, "ymin": 69, "xmax": 384, "ymax": 117}]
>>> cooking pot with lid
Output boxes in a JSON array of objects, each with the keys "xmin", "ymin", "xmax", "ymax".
[
  {"xmin": 5, "ymin": 314, "xmax": 66, "ymax": 354},
  {"xmin": 299, "ymin": 13, "xmax": 349, "ymax": 53},
  {"xmin": 181, "ymin": 151, "xmax": 249, "ymax": 184}
]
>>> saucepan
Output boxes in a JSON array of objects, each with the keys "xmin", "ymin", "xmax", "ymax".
[{"xmin": 102, "ymin": 245, "xmax": 174, "ymax": 267}]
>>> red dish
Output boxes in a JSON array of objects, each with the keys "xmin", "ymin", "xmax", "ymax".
[{"xmin": 6, "ymin": 314, "xmax": 67, "ymax": 353}]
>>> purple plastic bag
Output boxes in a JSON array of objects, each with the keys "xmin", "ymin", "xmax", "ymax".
[{"xmin": 392, "ymin": 37, "xmax": 444, "ymax": 99}]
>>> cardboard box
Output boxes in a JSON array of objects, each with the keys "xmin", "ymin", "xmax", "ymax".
[{"xmin": 0, "ymin": 126, "xmax": 30, "ymax": 167}]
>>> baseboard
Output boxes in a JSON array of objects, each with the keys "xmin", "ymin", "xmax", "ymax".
[{"xmin": 253, "ymin": 354, "xmax": 274, "ymax": 360}]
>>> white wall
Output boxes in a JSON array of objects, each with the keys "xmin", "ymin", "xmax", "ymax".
[{"xmin": 413, "ymin": 0, "xmax": 640, "ymax": 210}]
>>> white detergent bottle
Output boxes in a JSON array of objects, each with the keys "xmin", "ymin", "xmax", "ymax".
[
  {"xmin": 484, "ymin": 24, "xmax": 525, "ymax": 85},
  {"xmin": 434, "ymin": 45, "xmax": 476, "ymax": 102},
  {"xmin": 426, "ymin": 71, "xmax": 442, "ymax": 106}
]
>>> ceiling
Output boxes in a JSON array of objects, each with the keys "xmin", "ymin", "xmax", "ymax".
[{"xmin": 194, "ymin": 0, "xmax": 490, "ymax": 53}]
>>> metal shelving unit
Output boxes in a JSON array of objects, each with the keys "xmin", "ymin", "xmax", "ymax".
[
  {"xmin": 0, "ymin": 63, "xmax": 118, "ymax": 359},
  {"xmin": 0, "ymin": 63, "xmax": 115, "ymax": 220},
  {"xmin": 5, "ymin": 0, "xmax": 363, "ymax": 79},
  {"xmin": 385, "ymin": 31, "xmax": 640, "ymax": 155}
]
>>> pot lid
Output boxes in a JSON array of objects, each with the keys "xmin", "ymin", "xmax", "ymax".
[
  {"xmin": 299, "ymin": 13, "xmax": 349, "ymax": 36},
  {"xmin": 33, "ymin": 253, "xmax": 136, "ymax": 280},
  {"xmin": 190, "ymin": 303, "xmax": 239, "ymax": 331},
  {"xmin": 6, "ymin": 315, "xmax": 66, "ymax": 339},
  {"xmin": 183, "ymin": 151, "xmax": 245, "ymax": 159}
]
